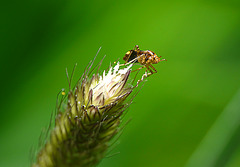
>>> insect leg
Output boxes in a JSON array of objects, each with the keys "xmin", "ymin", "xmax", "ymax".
[
  {"xmin": 149, "ymin": 64, "xmax": 157, "ymax": 73},
  {"xmin": 144, "ymin": 64, "xmax": 158, "ymax": 78},
  {"xmin": 145, "ymin": 65, "xmax": 154, "ymax": 75},
  {"xmin": 131, "ymin": 66, "xmax": 145, "ymax": 73}
]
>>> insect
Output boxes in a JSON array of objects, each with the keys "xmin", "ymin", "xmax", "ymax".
[{"xmin": 123, "ymin": 45, "xmax": 166, "ymax": 76}]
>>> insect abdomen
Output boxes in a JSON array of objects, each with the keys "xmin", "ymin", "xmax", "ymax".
[{"xmin": 123, "ymin": 50, "xmax": 138, "ymax": 63}]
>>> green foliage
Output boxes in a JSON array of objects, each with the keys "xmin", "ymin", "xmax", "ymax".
[{"xmin": 0, "ymin": 0, "xmax": 240, "ymax": 167}]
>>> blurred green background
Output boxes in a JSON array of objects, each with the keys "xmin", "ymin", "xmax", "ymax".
[{"xmin": 1, "ymin": 0, "xmax": 240, "ymax": 167}]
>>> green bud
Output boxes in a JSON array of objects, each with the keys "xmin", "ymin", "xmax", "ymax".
[{"xmin": 32, "ymin": 61, "xmax": 144, "ymax": 167}]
